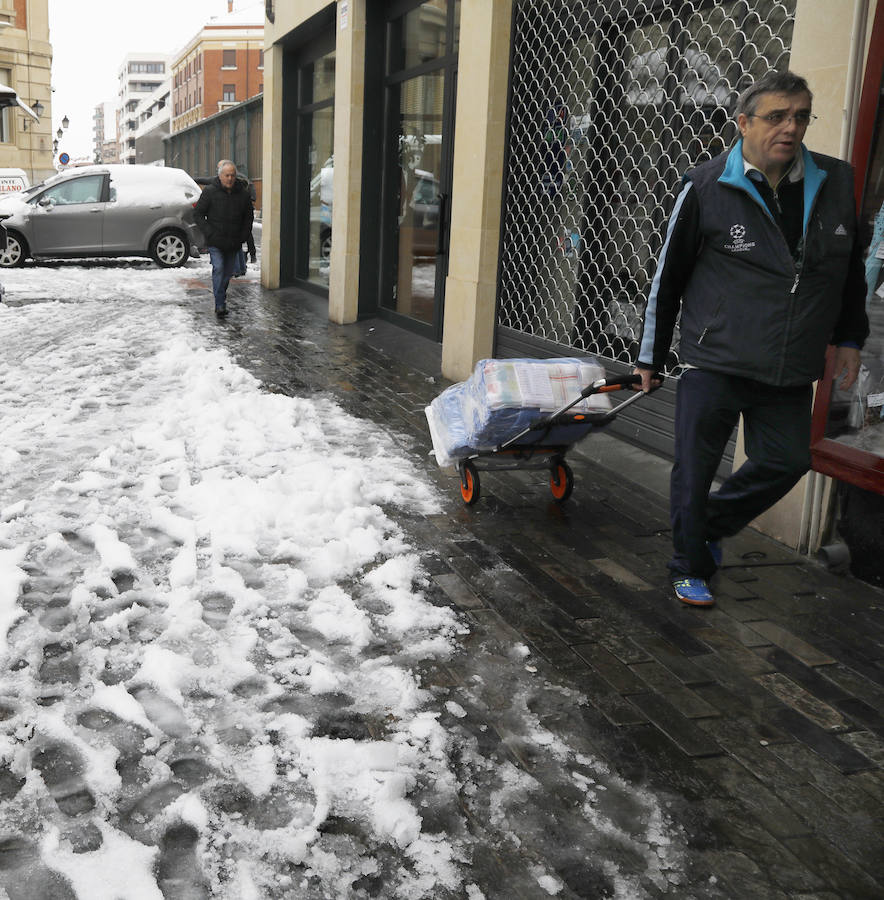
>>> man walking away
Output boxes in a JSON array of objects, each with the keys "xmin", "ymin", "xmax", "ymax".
[
  {"xmin": 194, "ymin": 160, "xmax": 254, "ymax": 317},
  {"xmin": 233, "ymin": 173, "xmax": 258, "ymax": 276},
  {"xmin": 633, "ymin": 70, "xmax": 869, "ymax": 608}
]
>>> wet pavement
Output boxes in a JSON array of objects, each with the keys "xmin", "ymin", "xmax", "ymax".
[{"xmin": 184, "ymin": 275, "xmax": 884, "ymax": 899}]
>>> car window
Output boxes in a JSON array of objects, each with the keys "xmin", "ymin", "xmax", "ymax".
[{"xmin": 41, "ymin": 175, "xmax": 104, "ymax": 205}]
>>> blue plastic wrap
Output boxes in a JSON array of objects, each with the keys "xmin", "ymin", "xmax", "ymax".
[{"xmin": 425, "ymin": 357, "xmax": 610, "ymax": 468}]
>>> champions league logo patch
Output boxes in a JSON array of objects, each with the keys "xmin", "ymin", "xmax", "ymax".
[{"xmin": 725, "ymin": 222, "xmax": 756, "ymax": 253}]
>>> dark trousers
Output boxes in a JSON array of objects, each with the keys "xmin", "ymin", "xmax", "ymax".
[{"xmin": 669, "ymin": 369, "xmax": 812, "ymax": 579}]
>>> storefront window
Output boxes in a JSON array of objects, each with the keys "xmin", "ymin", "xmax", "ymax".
[
  {"xmin": 398, "ymin": 1, "xmax": 448, "ymax": 70},
  {"xmin": 307, "ymin": 106, "xmax": 334, "ymax": 286},
  {"xmin": 821, "ymin": 66, "xmax": 884, "ymax": 457},
  {"xmin": 296, "ymin": 47, "xmax": 335, "ymax": 288},
  {"xmin": 393, "ymin": 70, "xmax": 444, "ymax": 324}
]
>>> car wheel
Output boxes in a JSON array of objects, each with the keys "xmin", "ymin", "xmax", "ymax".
[
  {"xmin": 320, "ymin": 226, "xmax": 332, "ymax": 261},
  {"xmin": 150, "ymin": 230, "xmax": 189, "ymax": 268},
  {"xmin": 0, "ymin": 232, "xmax": 28, "ymax": 268}
]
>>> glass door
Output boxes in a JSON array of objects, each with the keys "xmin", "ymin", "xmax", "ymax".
[
  {"xmin": 290, "ymin": 43, "xmax": 335, "ymax": 289},
  {"xmin": 381, "ymin": 0, "xmax": 459, "ymax": 339}
]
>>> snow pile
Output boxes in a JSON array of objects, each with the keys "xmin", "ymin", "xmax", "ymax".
[
  {"xmin": 0, "ymin": 260, "xmax": 687, "ymax": 898},
  {"xmin": 0, "ymin": 273, "xmax": 470, "ymax": 896}
]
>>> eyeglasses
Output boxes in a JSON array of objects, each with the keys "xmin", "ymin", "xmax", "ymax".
[{"xmin": 747, "ymin": 111, "xmax": 817, "ymax": 127}]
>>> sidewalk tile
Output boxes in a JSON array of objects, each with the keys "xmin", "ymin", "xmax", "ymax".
[
  {"xmin": 627, "ymin": 692, "xmax": 723, "ymax": 757},
  {"xmin": 754, "ymin": 673, "xmax": 851, "ymax": 733},
  {"xmin": 769, "ymin": 708, "xmax": 876, "ymax": 773},
  {"xmin": 695, "ymin": 755, "xmax": 812, "ymax": 839},
  {"xmin": 747, "ymin": 621, "xmax": 836, "ymax": 666}
]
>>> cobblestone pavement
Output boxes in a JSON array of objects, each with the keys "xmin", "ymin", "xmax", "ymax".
[{"xmin": 187, "ymin": 278, "xmax": 884, "ymax": 898}]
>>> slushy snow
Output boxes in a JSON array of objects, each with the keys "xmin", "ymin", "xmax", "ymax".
[{"xmin": 0, "ymin": 258, "xmax": 686, "ymax": 898}]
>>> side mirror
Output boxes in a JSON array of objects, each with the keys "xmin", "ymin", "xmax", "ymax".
[{"xmin": 38, "ymin": 196, "xmax": 53, "ymax": 208}]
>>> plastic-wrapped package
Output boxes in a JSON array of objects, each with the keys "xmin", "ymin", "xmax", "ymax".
[{"xmin": 425, "ymin": 357, "xmax": 611, "ymax": 467}]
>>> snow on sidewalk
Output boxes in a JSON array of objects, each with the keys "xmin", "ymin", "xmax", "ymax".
[{"xmin": 0, "ymin": 262, "xmax": 686, "ymax": 899}]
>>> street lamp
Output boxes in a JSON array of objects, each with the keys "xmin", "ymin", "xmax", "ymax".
[
  {"xmin": 61, "ymin": 114, "xmax": 69, "ymax": 129},
  {"xmin": 56, "ymin": 127, "xmax": 63, "ymax": 139},
  {"xmin": 21, "ymin": 99, "xmax": 43, "ymax": 131}
]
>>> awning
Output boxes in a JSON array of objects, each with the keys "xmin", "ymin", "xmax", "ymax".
[{"xmin": 0, "ymin": 83, "xmax": 39, "ymax": 119}]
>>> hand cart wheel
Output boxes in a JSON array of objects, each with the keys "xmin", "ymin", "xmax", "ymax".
[
  {"xmin": 549, "ymin": 459, "xmax": 574, "ymax": 503},
  {"xmin": 460, "ymin": 460, "xmax": 480, "ymax": 505}
]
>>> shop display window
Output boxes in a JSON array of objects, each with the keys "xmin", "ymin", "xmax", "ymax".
[{"xmin": 811, "ymin": 18, "xmax": 884, "ymax": 492}]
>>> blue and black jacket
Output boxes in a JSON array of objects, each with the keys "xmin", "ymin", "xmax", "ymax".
[{"xmin": 637, "ymin": 141, "xmax": 868, "ymax": 386}]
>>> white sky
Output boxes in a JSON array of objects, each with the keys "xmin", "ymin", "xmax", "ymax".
[{"xmin": 46, "ymin": 0, "xmax": 253, "ymax": 159}]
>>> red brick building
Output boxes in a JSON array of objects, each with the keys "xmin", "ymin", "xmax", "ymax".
[{"xmin": 170, "ymin": 9, "xmax": 263, "ymax": 134}]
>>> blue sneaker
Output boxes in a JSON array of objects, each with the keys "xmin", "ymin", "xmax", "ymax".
[
  {"xmin": 672, "ymin": 577, "xmax": 715, "ymax": 607},
  {"xmin": 707, "ymin": 540, "xmax": 723, "ymax": 568}
]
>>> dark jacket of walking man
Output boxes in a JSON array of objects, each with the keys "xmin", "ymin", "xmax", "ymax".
[
  {"xmin": 633, "ymin": 70, "xmax": 869, "ymax": 608},
  {"xmin": 194, "ymin": 160, "xmax": 254, "ymax": 317}
]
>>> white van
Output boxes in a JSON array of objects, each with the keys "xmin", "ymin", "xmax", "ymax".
[{"xmin": 0, "ymin": 168, "xmax": 29, "ymax": 195}]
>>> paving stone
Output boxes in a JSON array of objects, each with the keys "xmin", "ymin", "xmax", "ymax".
[
  {"xmin": 570, "ymin": 642, "xmax": 646, "ymax": 694},
  {"xmin": 702, "ymin": 608, "xmax": 774, "ymax": 645},
  {"xmin": 585, "ymin": 556, "xmax": 654, "ymax": 590},
  {"xmin": 773, "ymin": 784, "xmax": 884, "ymax": 881},
  {"xmin": 689, "ymin": 849, "xmax": 790, "ymax": 899},
  {"xmin": 694, "ymin": 755, "xmax": 813, "ymax": 840},
  {"xmin": 838, "ymin": 729, "xmax": 884, "ymax": 766},
  {"xmin": 563, "ymin": 667, "xmax": 649, "ymax": 727},
  {"xmin": 746, "ymin": 620, "xmax": 837, "ymax": 667},
  {"xmin": 626, "ymin": 692, "xmax": 723, "ymax": 757},
  {"xmin": 754, "ymin": 673, "xmax": 851, "ymax": 733},
  {"xmin": 768, "ymin": 707, "xmax": 877, "ymax": 774},
  {"xmin": 833, "ymin": 697, "xmax": 884, "ymax": 737},
  {"xmin": 696, "ymin": 717, "xmax": 804, "ymax": 786},
  {"xmin": 851, "ymin": 769, "xmax": 884, "ymax": 805},
  {"xmin": 630, "ymin": 633, "xmax": 715, "ymax": 684},
  {"xmin": 573, "ymin": 620, "xmax": 653, "ymax": 664},
  {"xmin": 496, "ymin": 543, "xmax": 599, "ymax": 620},
  {"xmin": 690, "ymin": 627, "xmax": 779, "ymax": 678},
  {"xmin": 757, "ymin": 647, "xmax": 850, "ymax": 704},
  {"xmin": 701, "ymin": 800, "xmax": 829, "ymax": 894},
  {"xmin": 432, "ymin": 572, "xmax": 485, "ymax": 610},
  {"xmin": 814, "ymin": 665, "xmax": 884, "ymax": 719},
  {"xmin": 767, "ymin": 741, "xmax": 884, "ymax": 814}
]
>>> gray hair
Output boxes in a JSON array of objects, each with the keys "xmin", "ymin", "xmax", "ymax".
[
  {"xmin": 737, "ymin": 71, "xmax": 813, "ymax": 116},
  {"xmin": 217, "ymin": 159, "xmax": 237, "ymax": 175}
]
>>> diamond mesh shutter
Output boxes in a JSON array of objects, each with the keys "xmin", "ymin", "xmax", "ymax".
[{"xmin": 497, "ymin": 0, "xmax": 796, "ymax": 459}]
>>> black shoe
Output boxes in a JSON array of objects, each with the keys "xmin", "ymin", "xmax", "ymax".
[
  {"xmin": 249, "ymin": 256, "xmax": 257, "ymax": 264},
  {"xmin": 215, "ymin": 305, "xmax": 228, "ymax": 317}
]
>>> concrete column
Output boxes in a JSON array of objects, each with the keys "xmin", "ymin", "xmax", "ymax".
[
  {"xmin": 441, "ymin": 0, "xmax": 513, "ymax": 382},
  {"xmin": 328, "ymin": 0, "xmax": 366, "ymax": 325},
  {"xmin": 260, "ymin": 41, "xmax": 282, "ymax": 290}
]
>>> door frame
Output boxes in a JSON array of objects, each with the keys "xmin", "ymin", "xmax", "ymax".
[
  {"xmin": 279, "ymin": 14, "xmax": 335, "ymax": 291},
  {"xmin": 373, "ymin": 0, "xmax": 460, "ymax": 342}
]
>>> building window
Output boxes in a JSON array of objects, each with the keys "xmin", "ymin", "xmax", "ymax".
[
  {"xmin": 223, "ymin": 84, "xmax": 236, "ymax": 102},
  {"xmin": 223, "ymin": 49, "xmax": 236, "ymax": 68},
  {"xmin": 129, "ymin": 62, "xmax": 165, "ymax": 74},
  {"xmin": 0, "ymin": 68, "xmax": 9, "ymax": 142},
  {"xmin": 259, "ymin": 50, "xmax": 264, "ymax": 69}
]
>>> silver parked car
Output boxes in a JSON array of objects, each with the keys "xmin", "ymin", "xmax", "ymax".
[{"xmin": 0, "ymin": 164, "xmax": 203, "ymax": 268}]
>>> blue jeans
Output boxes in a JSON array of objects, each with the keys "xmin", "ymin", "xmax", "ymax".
[{"xmin": 208, "ymin": 246, "xmax": 239, "ymax": 309}]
